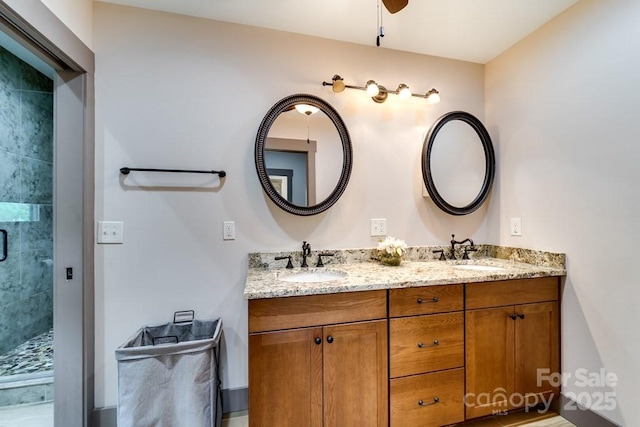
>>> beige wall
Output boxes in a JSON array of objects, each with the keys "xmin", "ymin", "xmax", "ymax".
[
  {"xmin": 93, "ymin": 2, "xmax": 489, "ymax": 407},
  {"xmin": 40, "ymin": 0, "xmax": 92, "ymax": 48},
  {"xmin": 486, "ymin": 0, "xmax": 640, "ymax": 424}
]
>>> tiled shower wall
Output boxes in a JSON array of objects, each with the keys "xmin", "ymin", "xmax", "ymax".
[{"xmin": 0, "ymin": 46, "xmax": 53, "ymax": 356}]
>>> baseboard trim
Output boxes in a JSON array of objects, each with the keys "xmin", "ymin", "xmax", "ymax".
[
  {"xmin": 555, "ymin": 394, "xmax": 621, "ymax": 427},
  {"xmin": 223, "ymin": 387, "xmax": 249, "ymax": 414},
  {"xmin": 93, "ymin": 387, "xmax": 248, "ymax": 426},
  {"xmin": 92, "ymin": 406, "xmax": 116, "ymax": 427}
]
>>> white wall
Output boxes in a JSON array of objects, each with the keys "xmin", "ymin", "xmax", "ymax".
[
  {"xmin": 39, "ymin": 0, "xmax": 92, "ymax": 48},
  {"xmin": 93, "ymin": 2, "xmax": 489, "ymax": 407},
  {"xmin": 486, "ymin": 0, "xmax": 640, "ymax": 424}
]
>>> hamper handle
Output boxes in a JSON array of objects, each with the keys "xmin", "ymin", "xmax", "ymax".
[
  {"xmin": 173, "ymin": 310, "xmax": 195, "ymax": 324},
  {"xmin": 152, "ymin": 335, "xmax": 179, "ymax": 345}
]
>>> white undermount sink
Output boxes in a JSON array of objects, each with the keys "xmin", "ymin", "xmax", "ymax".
[
  {"xmin": 453, "ymin": 264, "xmax": 506, "ymax": 272},
  {"xmin": 278, "ymin": 270, "xmax": 348, "ymax": 283}
]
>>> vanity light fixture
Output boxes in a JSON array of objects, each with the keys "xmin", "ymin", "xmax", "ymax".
[
  {"xmin": 294, "ymin": 104, "xmax": 320, "ymax": 115},
  {"xmin": 425, "ymin": 88, "xmax": 441, "ymax": 104},
  {"xmin": 365, "ymin": 80, "xmax": 380, "ymax": 96},
  {"xmin": 397, "ymin": 83, "xmax": 412, "ymax": 99},
  {"xmin": 322, "ymin": 74, "xmax": 440, "ymax": 104}
]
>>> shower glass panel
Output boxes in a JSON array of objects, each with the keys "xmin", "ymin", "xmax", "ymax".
[{"xmin": 0, "ymin": 43, "xmax": 54, "ymax": 410}]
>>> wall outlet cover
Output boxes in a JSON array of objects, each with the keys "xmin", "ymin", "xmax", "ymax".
[
  {"xmin": 223, "ymin": 221, "xmax": 235, "ymax": 240},
  {"xmin": 370, "ymin": 218, "xmax": 387, "ymax": 237},
  {"xmin": 510, "ymin": 218, "xmax": 522, "ymax": 236}
]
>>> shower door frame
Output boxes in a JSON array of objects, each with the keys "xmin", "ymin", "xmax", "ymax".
[{"xmin": 0, "ymin": 2, "xmax": 94, "ymax": 427}]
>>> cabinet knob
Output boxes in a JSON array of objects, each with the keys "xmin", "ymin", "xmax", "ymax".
[
  {"xmin": 314, "ymin": 337, "xmax": 322, "ymax": 345},
  {"xmin": 509, "ymin": 314, "xmax": 517, "ymax": 320},
  {"xmin": 326, "ymin": 335, "xmax": 334, "ymax": 344},
  {"xmin": 417, "ymin": 296, "xmax": 439, "ymax": 304},
  {"xmin": 418, "ymin": 397, "xmax": 440, "ymax": 406},
  {"xmin": 417, "ymin": 340, "xmax": 439, "ymax": 348},
  {"xmin": 518, "ymin": 313, "xmax": 525, "ymax": 319}
]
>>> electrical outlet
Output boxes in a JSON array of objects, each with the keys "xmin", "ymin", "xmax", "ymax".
[
  {"xmin": 370, "ymin": 218, "xmax": 387, "ymax": 237},
  {"xmin": 510, "ymin": 218, "xmax": 522, "ymax": 236},
  {"xmin": 97, "ymin": 221, "xmax": 124, "ymax": 244},
  {"xmin": 223, "ymin": 221, "xmax": 235, "ymax": 240}
]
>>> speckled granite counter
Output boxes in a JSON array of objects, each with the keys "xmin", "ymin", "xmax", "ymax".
[{"xmin": 244, "ymin": 245, "xmax": 566, "ymax": 299}]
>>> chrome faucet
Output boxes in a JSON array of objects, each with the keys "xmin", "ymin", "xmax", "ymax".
[
  {"xmin": 449, "ymin": 234, "xmax": 474, "ymax": 260},
  {"xmin": 301, "ymin": 241, "xmax": 311, "ymax": 267}
]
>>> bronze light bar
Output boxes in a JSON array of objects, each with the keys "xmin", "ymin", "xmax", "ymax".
[{"xmin": 322, "ymin": 74, "xmax": 440, "ymax": 104}]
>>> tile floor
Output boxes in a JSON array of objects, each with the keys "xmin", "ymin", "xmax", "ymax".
[
  {"xmin": 223, "ymin": 411, "xmax": 249, "ymax": 427},
  {"xmin": 221, "ymin": 410, "xmax": 575, "ymax": 427},
  {"xmin": 0, "ymin": 404, "xmax": 249, "ymax": 427},
  {"xmin": 0, "ymin": 404, "xmax": 576, "ymax": 427},
  {"xmin": 460, "ymin": 410, "xmax": 576, "ymax": 426},
  {"xmin": 0, "ymin": 402, "xmax": 52, "ymax": 427}
]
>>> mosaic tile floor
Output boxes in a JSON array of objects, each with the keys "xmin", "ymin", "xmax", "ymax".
[{"xmin": 0, "ymin": 330, "xmax": 53, "ymax": 378}]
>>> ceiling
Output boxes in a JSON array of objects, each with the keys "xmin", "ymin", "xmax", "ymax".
[{"xmin": 96, "ymin": 0, "xmax": 579, "ymax": 64}]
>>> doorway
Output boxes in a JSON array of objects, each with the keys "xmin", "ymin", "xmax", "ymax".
[
  {"xmin": 0, "ymin": 2, "xmax": 94, "ymax": 426},
  {"xmin": 0, "ymin": 40, "xmax": 54, "ymax": 426}
]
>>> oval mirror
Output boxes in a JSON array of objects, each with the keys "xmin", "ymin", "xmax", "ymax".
[
  {"xmin": 255, "ymin": 94, "xmax": 353, "ymax": 216},
  {"xmin": 422, "ymin": 111, "xmax": 495, "ymax": 215}
]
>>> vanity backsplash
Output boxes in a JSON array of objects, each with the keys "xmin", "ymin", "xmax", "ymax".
[{"xmin": 248, "ymin": 245, "xmax": 566, "ymax": 270}]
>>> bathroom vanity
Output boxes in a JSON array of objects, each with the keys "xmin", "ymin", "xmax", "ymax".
[{"xmin": 244, "ymin": 246, "xmax": 565, "ymax": 427}]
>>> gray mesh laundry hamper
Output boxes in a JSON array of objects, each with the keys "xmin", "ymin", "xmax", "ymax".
[{"xmin": 115, "ymin": 311, "xmax": 223, "ymax": 427}]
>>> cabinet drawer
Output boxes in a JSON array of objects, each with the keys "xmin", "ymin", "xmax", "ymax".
[
  {"xmin": 466, "ymin": 277, "xmax": 559, "ymax": 310},
  {"xmin": 390, "ymin": 368, "xmax": 464, "ymax": 427},
  {"xmin": 389, "ymin": 284, "xmax": 463, "ymax": 317},
  {"xmin": 248, "ymin": 290, "xmax": 386, "ymax": 333},
  {"xmin": 390, "ymin": 312, "xmax": 463, "ymax": 378}
]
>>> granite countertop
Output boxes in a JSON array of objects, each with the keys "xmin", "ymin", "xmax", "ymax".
[{"xmin": 244, "ymin": 245, "xmax": 566, "ymax": 300}]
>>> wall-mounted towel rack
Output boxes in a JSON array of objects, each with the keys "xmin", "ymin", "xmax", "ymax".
[{"xmin": 120, "ymin": 167, "xmax": 226, "ymax": 178}]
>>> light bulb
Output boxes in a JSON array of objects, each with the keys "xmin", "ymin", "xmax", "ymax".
[
  {"xmin": 331, "ymin": 75, "xmax": 345, "ymax": 93},
  {"xmin": 366, "ymin": 80, "xmax": 379, "ymax": 96},
  {"xmin": 425, "ymin": 89, "xmax": 440, "ymax": 104},
  {"xmin": 295, "ymin": 104, "xmax": 320, "ymax": 115},
  {"xmin": 397, "ymin": 84, "xmax": 411, "ymax": 99}
]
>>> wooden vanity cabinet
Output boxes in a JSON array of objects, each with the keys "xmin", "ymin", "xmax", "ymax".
[
  {"xmin": 465, "ymin": 277, "xmax": 560, "ymax": 420},
  {"xmin": 248, "ymin": 275, "xmax": 562, "ymax": 426},
  {"xmin": 389, "ymin": 284, "xmax": 465, "ymax": 427},
  {"xmin": 248, "ymin": 290, "xmax": 388, "ymax": 427}
]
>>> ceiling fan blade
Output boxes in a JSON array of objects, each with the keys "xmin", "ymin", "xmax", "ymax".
[{"xmin": 382, "ymin": 0, "xmax": 408, "ymax": 14}]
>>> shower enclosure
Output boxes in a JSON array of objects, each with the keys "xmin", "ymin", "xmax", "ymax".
[{"xmin": 0, "ymin": 44, "xmax": 54, "ymax": 407}]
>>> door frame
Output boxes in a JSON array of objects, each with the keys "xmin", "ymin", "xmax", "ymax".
[{"xmin": 0, "ymin": 2, "xmax": 94, "ymax": 426}]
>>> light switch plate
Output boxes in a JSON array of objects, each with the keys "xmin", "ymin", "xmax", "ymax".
[{"xmin": 97, "ymin": 221, "xmax": 124, "ymax": 244}]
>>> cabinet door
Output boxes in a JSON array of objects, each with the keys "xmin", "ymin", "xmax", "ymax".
[
  {"xmin": 249, "ymin": 328, "xmax": 323, "ymax": 427},
  {"xmin": 323, "ymin": 320, "xmax": 389, "ymax": 427},
  {"xmin": 515, "ymin": 301, "xmax": 560, "ymax": 405},
  {"xmin": 465, "ymin": 307, "xmax": 515, "ymax": 419}
]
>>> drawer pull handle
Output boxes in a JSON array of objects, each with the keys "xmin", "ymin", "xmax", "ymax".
[
  {"xmin": 518, "ymin": 313, "xmax": 526, "ymax": 319},
  {"xmin": 418, "ymin": 397, "xmax": 440, "ymax": 407},
  {"xmin": 326, "ymin": 335, "xmax": 334, "ymax": 344},
  {"xmin": 314, "ymin": 337, "xmax": 322, "ymax": 345},
  {"xmin": 509, "ymin": 314, "xmax": 517, "ymax": 320},
  {"xmin": 417, "ymin": 296, "xmax": 439, "ymax": 304},
  {"xmin": 417, "ymin": 340, "xmax": 439, "ymax": 348}
]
